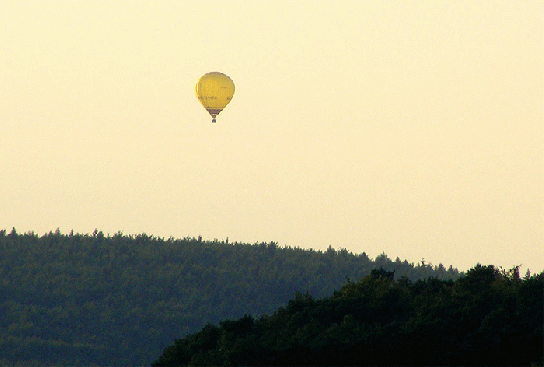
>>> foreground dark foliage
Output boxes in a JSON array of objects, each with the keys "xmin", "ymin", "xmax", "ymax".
[
  {"xmin": 154, "ymin": 265, "xmax": 544, "ymax": 366},
  {"xmin": 0, "ymin": 228, "xmax": 459, "ymax": 366}
]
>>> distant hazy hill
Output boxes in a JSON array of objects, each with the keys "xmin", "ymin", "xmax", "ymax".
[
  {"xmin": 153, "ymin": 266, "xmax": 543, "ymax": 366},
  {"xmin": 0, "ymin": 228, "xmax": 460, "ymax": 366}
]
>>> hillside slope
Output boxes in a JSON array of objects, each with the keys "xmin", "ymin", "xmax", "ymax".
[
  {"xmin": 154, "ymin": 266, "xmax": 544, "ymax": 366},
  {"xmin": 0, "ymin": 228, "xmax": 459, "ymax": 366}
]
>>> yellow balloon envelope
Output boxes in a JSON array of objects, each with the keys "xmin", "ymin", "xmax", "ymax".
[{"xmin": 195, "ymin": 72, "xmax": 235, "ymax": 123}]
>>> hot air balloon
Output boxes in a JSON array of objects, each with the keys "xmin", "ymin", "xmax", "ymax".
[{"xmin": 195, "ymin": 72, "xmax": 235, "ymax": 123}]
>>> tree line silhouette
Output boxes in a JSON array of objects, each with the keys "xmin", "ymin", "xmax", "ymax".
[
  {"xmin": 2, "ymin": 228, "xmax": 461, "ymax": 365},
  {"xmin": 154, "ymin": 266, "xmax": 543, "ymax": 366}
]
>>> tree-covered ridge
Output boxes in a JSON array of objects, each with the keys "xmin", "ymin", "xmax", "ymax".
[
  {"xmin": 0, "ymin": 228, "xmax": 459, "ymax": 366},
  {"xmin": 154, "ymin": 266, "xmax": 544, "ymax": 366}
]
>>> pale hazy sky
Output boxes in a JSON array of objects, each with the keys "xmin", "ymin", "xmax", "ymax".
[{"xmin": 2, "ymin": 0, "xmax": 542, "ymax": 273}]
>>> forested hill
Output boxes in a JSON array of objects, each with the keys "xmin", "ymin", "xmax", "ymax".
[
  {"xmin": 0, "ymin": 228, "xmax": 460, "ymax": 366},
  {"xmin": 154, "ymin": 266, "xmax": 543, "ymax": 366}
]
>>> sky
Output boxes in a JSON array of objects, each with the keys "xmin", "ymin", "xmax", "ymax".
[{"xmin": 1, "ymin": 0, "xmax": 542, "ymax": 273}]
